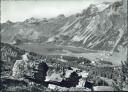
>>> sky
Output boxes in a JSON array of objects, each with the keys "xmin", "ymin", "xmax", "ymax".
[{"xmin": 1, "ymin": 0, "xmax": 120, "ymax": 23}]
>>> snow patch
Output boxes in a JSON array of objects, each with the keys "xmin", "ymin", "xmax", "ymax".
[{"xmin": 97, "ymin": 3, "xmax": 110, "ymax": 12}]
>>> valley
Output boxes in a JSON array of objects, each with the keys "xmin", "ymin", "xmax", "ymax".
[
  {"xmin": 16, "ymin": 43, "xmax": 126, "ymax": 65},
  {"xmin": 0, "ymin": 0, "xmax": 127, "ymax": 91}
]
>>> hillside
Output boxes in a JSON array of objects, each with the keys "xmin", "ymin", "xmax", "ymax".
[
  {"xmin": 0, "ymin": 42, "xmax": 121, "ymax": 91},
  {"xmin": 1, "ymin": 0, "xmax": 127, "ymax": 52},
  {"xmin": 47, "ymin": 0, "xmax": 127, "ymax": 52},
  {"xmin": 1, "ymin": 41, "xmax": 128, "ymax": 91},
  {"xmin": 1, "ymin": 15, "xmax": 75, "ymax": 43},
  {"xmin": 0, "ymin": 0, "xmax": 128, "ymax": 91}
]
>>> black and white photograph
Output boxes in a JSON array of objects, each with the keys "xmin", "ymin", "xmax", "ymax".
[{"xmin": 0, "ymin": 0, "xmax": 128, "ymax": 91}]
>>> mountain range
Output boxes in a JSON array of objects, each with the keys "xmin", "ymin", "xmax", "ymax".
[{"xmin": 1, "ymin": 0, "xmax": 127, "ymax": 52}]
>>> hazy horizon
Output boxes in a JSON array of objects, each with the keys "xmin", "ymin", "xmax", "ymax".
[{"xmin": 1, "ymin": 0, "xmax": 120, "ymax": 23}]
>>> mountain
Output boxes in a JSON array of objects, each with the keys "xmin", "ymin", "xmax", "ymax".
[
  {"xmin": 1, "ymin": 14, "xmax": 76, "ymax": 43},
  {"xmin": 1, "ymin": 0, "xmax": 127, "ymax": 52},
  {"xmin": 47, "ymin": 0, "xmax": 127, "ymax": 52},
  {"xmin": 1, "ymin": 1, "xmax": 128, "ymax": 91}
]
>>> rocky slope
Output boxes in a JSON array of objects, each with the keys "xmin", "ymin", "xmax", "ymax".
[
  {"xmin": 47, "ymin": 0, "xmax": 127, "ymax": 52},
  {"xmin": 1, "ymin": 0, "xmax": 127, "ymax": 52}
]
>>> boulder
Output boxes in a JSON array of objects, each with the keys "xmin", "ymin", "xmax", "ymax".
[
  {"xmin": 45, "ymin": 72, "xmax": 62, "ymax": 82},
  {"xmin": 76, "ymin": 78, "xmax": 85, "ymax": 88},
  {"xmin": 12, "ymin": 53, "xmax": 49, "ymax": 85},
  {"xmin": 12, "ymin": 60, "xmax": 28, "ymax": 79}
]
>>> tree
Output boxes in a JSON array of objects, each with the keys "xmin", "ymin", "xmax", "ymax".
[
  {"xmin": 121, "ymin": 60, "xmax": 128, "ymax": 85},
  {"xmin": 112, "ymin": 60, "xmax": 128, "ymax": 91}
]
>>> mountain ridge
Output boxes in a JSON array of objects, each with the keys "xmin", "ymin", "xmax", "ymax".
[{"xmin": 1, "ymin": 0, "xmax": 127, "ymax": 52}]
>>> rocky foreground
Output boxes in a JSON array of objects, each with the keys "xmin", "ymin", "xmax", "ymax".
[{"xmin": 1, "ymin": 42, "xmax": 128, "ymax": 91}]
